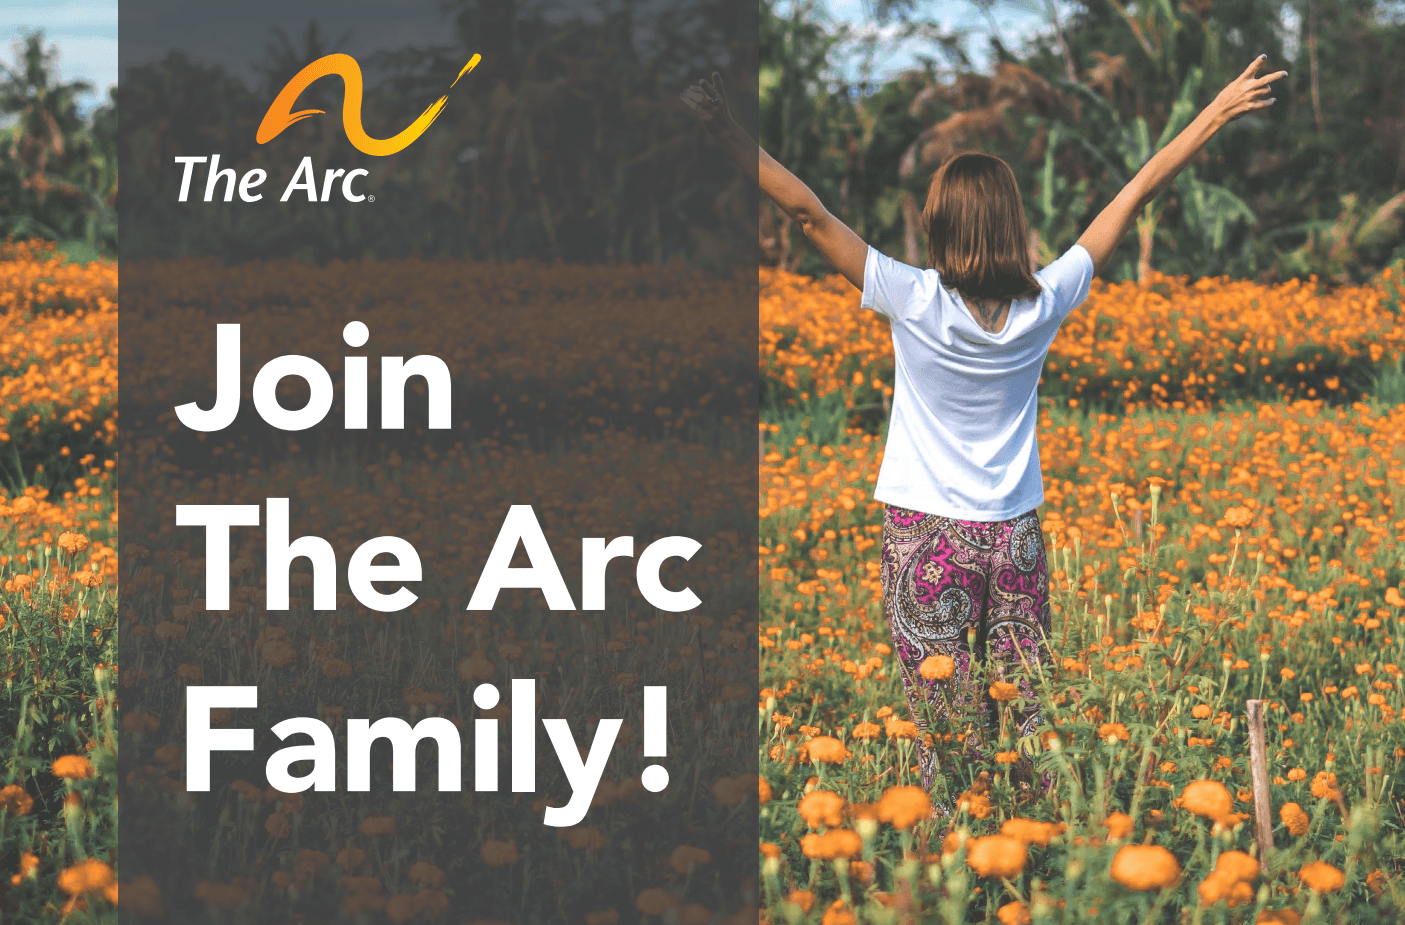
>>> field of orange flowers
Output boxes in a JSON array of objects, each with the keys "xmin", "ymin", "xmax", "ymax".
[
  {"xmin": 762, "ymin": 265, "xmax": 1405, "ymax": 413},
  {"xmin": 115, "ymin": 253, "xmax": 759, "ymax": 924},
  {"xmin": 0, "ymin": 241, "xmax": 117, "ymax": 487},
  {"xmin": 5, "ymin": 237, "xmax": 1405, "ymax": 922},
  {"xmin": 758, "ymin": 266, "xmax": 1405, "ymax": 923},
  {"xmin": 2, "ymin": 244, "xmax": 763, "ymax": 922},
  {"xmin": 0, "ymin": 241, "xmax": 119, "ymax": 922}
]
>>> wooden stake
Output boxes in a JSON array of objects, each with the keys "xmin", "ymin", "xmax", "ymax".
[{"xmin": 1246, "ymin": 699, "xmax": 1275, "ymax": 859}]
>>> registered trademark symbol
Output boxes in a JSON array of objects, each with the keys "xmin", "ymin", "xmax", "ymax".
[{"xmin": 367, "ymin": 194, "xmax": 375, "ymax": 203}]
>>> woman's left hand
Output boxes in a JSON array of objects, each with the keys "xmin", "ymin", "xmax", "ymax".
[{"xmin": 679, "ymin": 71, "xmax": 733, "ymax": 137}]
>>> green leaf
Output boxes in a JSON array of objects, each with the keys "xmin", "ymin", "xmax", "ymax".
[
  {"xmin": 1155, "ymin": 67, "xmax": 1203, "ymax": 152},
  {"xmin": 1054, "ymin": 122, "xmax": 1131, "ymax": 189},
  {"xmin": 1133, "ymin": 116, "xmax": 1151, "ymax": 168}
]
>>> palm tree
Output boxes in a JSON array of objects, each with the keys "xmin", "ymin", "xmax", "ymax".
[{"xmin": 0, "ymin": 30, "xmax": 115, "ymax": 249}]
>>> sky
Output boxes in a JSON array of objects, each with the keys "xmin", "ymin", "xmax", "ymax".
[
  {"xmin": 0, "ymin": 0, "xmax": 116, "ymax": 113},
  {"xmin": 2, "ymin": 0, "xmax": 1065, "ymax": 116},
  {"xmin": 790, "ymin": 0, "xmax": 1077, "ymax": 84}
]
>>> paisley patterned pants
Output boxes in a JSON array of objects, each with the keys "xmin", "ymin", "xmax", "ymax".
[{"xmin": 879, "ymin": 504, "xmax": 1052, "ymax": 797}]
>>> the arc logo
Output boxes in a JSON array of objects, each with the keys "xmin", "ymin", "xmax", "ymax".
[
  {"xmin": 175, "ymin": 52, "xmax": 481, "ymax": 202},
  {"xmin": 257, "ymin": 53, "xmax": 482, "ymax": 156}
]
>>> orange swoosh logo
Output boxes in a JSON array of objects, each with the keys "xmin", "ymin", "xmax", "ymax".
[{"xmin": 257, "ymin": 53, "xmax": 481, "ymax": 156}]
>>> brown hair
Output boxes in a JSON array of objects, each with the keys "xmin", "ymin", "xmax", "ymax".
[{"xmin": 923, "ymin": 151, "xmax": 1042, "ymax": 303}]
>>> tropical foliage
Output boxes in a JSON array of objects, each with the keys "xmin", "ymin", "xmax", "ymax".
[
  {"xmin": 0, "ymin": 33, "xmax": 116, "ymax": 256},
  {"xmin": 759, "ymin": 0, "xmax": 1405, "ymax": 285}
]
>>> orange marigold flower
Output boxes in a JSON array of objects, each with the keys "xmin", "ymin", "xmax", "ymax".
[
  {"xmin": 989, "ymin": 682, "xmax": 1020, "ymax": 702},
  {"xmin": 122, "ymin": 874, "xmax": 164, "ymax": 917},
  {"xmin": 57, "ymin": 532, "xmax": 90, "ymax": 555},
  {"xmin": 876, "ymin": 785, "xmax": 930, "ymax": 829},
  {"xmin": 1098, "ymin": 722, "xmax": 1130, "ymax": 742},
  {"xmin": 1223, "ymin": 507, "xmax": 1253, "ymax": 529},
  {"xmin": 321, "ymin": 658, "xmax": 353, "ymax": 678},
  {"xmin": 1255, "ymin": 911, "xmax": 1302, "ymax": 925},
  {"xmin": 265, "ymin": 811, "xmax": 291, "ymax": 838},
  {"xmin": 294, "ymin": 850, "xmax": 330, "ymax": 876},
  {"xmin": 821, "ymin": 899, "xmax": 857, "ymax": 925},
  {"xmin": 1198, "ymin": 870, "xmax": 1254, "ymax": 907},
  {"xmin": 884, "ymin": 717, "xmax": 919, "ymax": 739},
  {"xmin": 122, "ymin": 712, "xmax": 160, "ymax": 734},
  {"xmin": 920, "ymin": 654, "xmax": 955, "ymax": 680},
  {"xmin": 359, "ymin": 816, "xmax": 397, "ymax": 837},
  {"xmin": 709, "ymin": 775, "xmax": 748, "ymax": 807},
  {"xmin": 806, "ymin": 735, "xmax": 850, "ymax": 764},
  {"xmin": 1279, "ymin": 802, "xmax": 1310, "ymax": 836},
  {"xmin": 11, "ymin": 851, "xmax": 38, "ymax": 887},
  {"xmin": 1110, "ymin": 845, "xmax": 1180, "ymax": 891},
  {"xmin": 58, "ymin": 859, "xmax": 115, "ymax": 897},
  {"xmin": 1179, "ymin": 779, "xmax": 1232, "ymax": 824},
  {"xmin": 0, "ymin": 784, "xmax": 34, "ymax": 815},
  {"xmin": 849, "ymin": 719, "xmax": 881, "ymax": 739},
  {"xmin": 966, "ymin": 835, "xmax": 1027, "ymax": 879},
  {"xmin": 260, "ymin": 639, "xmax": 297, "ymax": 668},
  {"xmin": 1002, "ymin": 817, "xmax": 1063, "ymax": 846},
  {"xmin": 798, "ymin": 790, "xmax": 845, "ymax": 829},
  {"xmin": 957, "ymin": 790, "xmax": 993, "ymax": 819},
  {"xmin": 1297, "ymin": 860, "xmax": 1345, "ymax": 893},
  {"xmin": 192, "ymin": 877, "xmax": 258, "ymax": 905},
  {"xmin": 669, "ymin": 845, "xmax": 712, "ymax": 874},
  {"xmin": 997, "ymin": 901, "xmax": 1032, "ymax": 925},
  {"xmin": 800, "ymin": 829, "xmax": 863, "ymax": 860},
  {"xmin": 758, "ymin": 777, "xmax": 773, "ymax": 804},
  {"xmin": 457, "ymin": 653, "xmax": 496, "ymax": 682},
  {"xmin": 385, "ymin": 893, "xmax": 421, "ymax": 922},
  {"xmin": 635, "ymin": 888, "xmax": 679, "ymax": 916},
  {"xmin": 786, "ymin": 889, "xmax": 814, "ymax": 913},
  {"xmin": 480, "ymin": 839, "xmax": 520, "ymax": 867},
  {"xmin": 1310, "ymin": 771, "xmax": 1340, "ymax": 801},
  {"xmin": 52, "ymin": 755, "xmax": 94, "ymax": 780},
  {"xmin": 1102, "ymin": 812, "xmax": 1134, "ymax": 840},
  {"xmin": 1214, "ymin": 850, "xmax": 1259, "ymax": 883},
  {"xmin": 561, "ymin": 826, "xmax": 607, "ymax": 851}
]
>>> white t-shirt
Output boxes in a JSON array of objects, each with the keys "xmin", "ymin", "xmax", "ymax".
[{"xmin": 860, "ymin": 243, "xmax": 1095, "ymax": 521}]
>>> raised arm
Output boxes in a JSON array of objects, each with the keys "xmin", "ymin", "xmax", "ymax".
[
  {"xmin": 681, "ymin": 72, "xmax": 868, "ymax": 290},
  {"xmin": 1077, "ymin": 55, "xmax": 1288, "ymax": 277}
]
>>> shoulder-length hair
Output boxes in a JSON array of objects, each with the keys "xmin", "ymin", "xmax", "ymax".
[{"xmin": 923, "ymin": 151, "xmax": 1042, "ymax": 302}]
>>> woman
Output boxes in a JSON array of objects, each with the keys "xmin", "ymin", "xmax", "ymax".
[{"xmin": 682, "ymin": 58, "xmax": 1285, "ymax": 805}]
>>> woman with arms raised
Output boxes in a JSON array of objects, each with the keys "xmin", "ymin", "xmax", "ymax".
[{"xmin": 682, "ymin": 57, "xmax": 1285, "ymax": 809}]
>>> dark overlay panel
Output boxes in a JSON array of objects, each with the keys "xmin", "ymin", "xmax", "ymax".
[{"xmin": 117, "ymin": 0, "xmax": 758, "ymax": 920}]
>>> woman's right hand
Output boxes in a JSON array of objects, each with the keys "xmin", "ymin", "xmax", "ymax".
[
  {"xmin": 1210, "ymin": 55, "xmax": 1287, "ymax": 125},
  {"xmin": 679, "ymin": 71, "xmax": 735, "ymax": 137}
]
